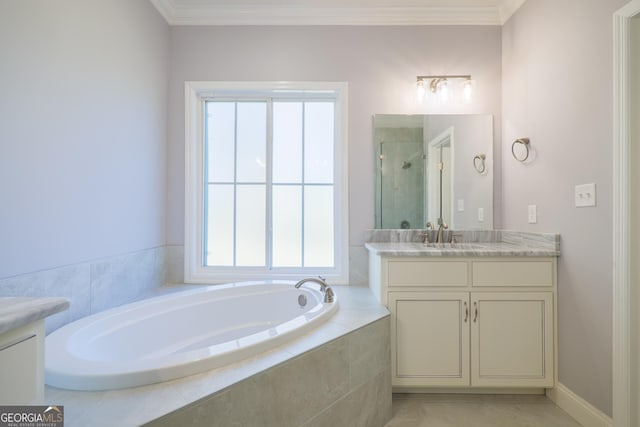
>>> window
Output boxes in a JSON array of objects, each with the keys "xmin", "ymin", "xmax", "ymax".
[{"xmin": 185, "ymin": 82, "xmax": 349, "ymax": 283}]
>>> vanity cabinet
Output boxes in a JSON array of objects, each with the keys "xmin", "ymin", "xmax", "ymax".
[
  {"xmin": 373, "ymin": 256, "xmax": 556, "ymax": 390},
  {"xmin": 0, "ymin": 320, "xmax": 45, "ymax": 404},
  {"xmin": 0, "ymin": 297, "xmax": 69, "ymax": 405}
]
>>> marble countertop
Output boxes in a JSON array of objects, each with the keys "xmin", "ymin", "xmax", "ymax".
[
  {"xmin": 365, "ymin": 241, "xmax": 560, "ymax": 257},
  {"xmin": 364, "ymin": 230, "xmax": 560, "ymax": 257},
  {"xmin": 0, "ymin": 297, "xmax": 70, "ymax": 335}
]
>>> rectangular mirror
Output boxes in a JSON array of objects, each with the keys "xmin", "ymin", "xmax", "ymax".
[{"xmin": 374, "ymin": 114, "xmax": 493, "ymax": 230}]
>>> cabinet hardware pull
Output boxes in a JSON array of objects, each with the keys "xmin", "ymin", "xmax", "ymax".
[
  {"xmin": 473, "ymin": 302, "xmax": 478, "ymax": 322},
  {"xmin": 464, "ymin": 301, "xmax": 468, "ymax": 322}
]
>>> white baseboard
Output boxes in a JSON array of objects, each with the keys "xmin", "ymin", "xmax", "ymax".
[{"xmin": 546, "ymin": 383, "xmax": 612, "ymax": 427}]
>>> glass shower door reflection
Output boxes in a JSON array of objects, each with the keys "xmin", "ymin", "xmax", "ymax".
[{"xmin": 378, "ymin": 141, "xmax": 425, "ymax": 229}]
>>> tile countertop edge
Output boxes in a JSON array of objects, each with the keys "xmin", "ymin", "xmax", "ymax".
[
  {"xmin": 0, "ymin": 297, "xmax": 70, "ymax": 335},
  {"xmin": 364, "ymin": 242, "xmax": 560, "ymax": 257}
]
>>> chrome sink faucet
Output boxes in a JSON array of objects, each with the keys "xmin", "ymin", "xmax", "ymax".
[
  {"xmin": 436, "ymin": 219, "xmax": 449, "ymax": 243},
  {"xmin": 295, "ymin": 276, "xmax": 335, "ymax": 303},
  {"xmin": 422, "ymin": 222, "xmax": 435, "ymax": 244}
]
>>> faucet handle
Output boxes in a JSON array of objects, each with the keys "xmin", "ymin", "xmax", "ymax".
[
  {"xmin": 317, "ymin": 276, "xmax": 328, "ymax": 291},
  {"xmin": 323, "ymin": 286, "xmax": 335, "ymax": 303},
  {"xmin": 426, "ymin": 222, "xmax": 434, "ymax": 230}
]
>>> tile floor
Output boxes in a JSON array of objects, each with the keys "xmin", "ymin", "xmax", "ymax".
[{"xmin": 385, "ymin": 394, "xmax": 582, "ymax": 427}]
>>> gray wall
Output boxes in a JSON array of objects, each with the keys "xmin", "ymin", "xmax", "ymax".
[
  {"xmin": 166, "ymin": 25, "xmax": 503, "ymax": 247},
  {"xmin": 0, "ymin": 0, "xmax": 170, "ymax": 279},
  {"xmin": 502, "ymin": 0, "xmax": 629, "ymax": 416}
]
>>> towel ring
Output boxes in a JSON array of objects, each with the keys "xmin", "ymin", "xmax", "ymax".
[
  {"xmin": 511, "ymin": 138, "xmax": 530, "ymax": 162},
  {"xmin": 473, "ymin": 154, "xmax": 486, "ymax": 174}
]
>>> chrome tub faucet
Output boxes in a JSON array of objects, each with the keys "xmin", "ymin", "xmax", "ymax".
[{"xmin": 295, "ymin": 276, "xmax": 335, "ymax": 303}]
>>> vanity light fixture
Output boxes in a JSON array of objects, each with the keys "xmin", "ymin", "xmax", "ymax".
[{"xmin": 416, "ymin": 75, "xmax": 474, "ymax": 104}]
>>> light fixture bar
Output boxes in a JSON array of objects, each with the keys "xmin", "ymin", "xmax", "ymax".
[
  {"xmin": 415, "ymin": 74, "xmax": 474, "ymax": 104},
  {"xmin": 416, "ymin": 74, "xmax": 471, "ymax": 81}
]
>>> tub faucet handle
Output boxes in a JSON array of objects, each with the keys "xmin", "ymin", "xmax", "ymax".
[{"xmin": 324, "ymin": 286, "xmax": 335, "ymax": 303}]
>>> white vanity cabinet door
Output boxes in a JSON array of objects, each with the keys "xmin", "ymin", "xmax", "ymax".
[
  {"xmin": 470, "ymin": 292, "xmax": 554, "ymax": 388},
  {"xmin": 389, "ymin": 292, "xmax": 470, "ymax": 387}
]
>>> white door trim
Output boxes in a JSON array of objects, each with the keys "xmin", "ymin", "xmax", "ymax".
[{"xmin": 613, "ymin": 3, "xmax": 640, "ymax": 426}]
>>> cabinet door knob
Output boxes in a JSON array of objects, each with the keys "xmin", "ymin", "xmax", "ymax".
[
  {"xmin": 473, "ymin": 301, "xmax": 478, "ymax": 322},
  {"xmin": 463, "ymin": 301, "xmax": 469, "ymax": 322}
]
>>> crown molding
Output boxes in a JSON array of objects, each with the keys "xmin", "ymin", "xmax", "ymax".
[
  {"xmin": 498, "ymin": 0, "xmax": 526, "ymax": 23},
  {"xmin": 149, "ymin": 0, "xmax": 526, "ymax": 26},
  {"xmin": 149, "ymin": 0, "xmax": 175, "ymax": 23}
]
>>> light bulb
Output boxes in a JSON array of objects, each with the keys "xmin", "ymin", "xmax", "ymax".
[
  {"xmin": 462, "ymin": 79, "xmax": 474, "ymax": 103},
  {"xmin": 438, "ymin": 79, "xmax": 449, "ymax": 103},
  {"xmin": 416, "ymin": 80, "xmax": 426, "ymax": 103}
]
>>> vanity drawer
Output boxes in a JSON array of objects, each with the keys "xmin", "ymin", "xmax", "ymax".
[
  {"xmin": 472, "ymin": 260, "xmax": 553, "ymax": 287},
  {"xmin": 387, "ymin": 260, "xmax": 468, "ymax": 287}
]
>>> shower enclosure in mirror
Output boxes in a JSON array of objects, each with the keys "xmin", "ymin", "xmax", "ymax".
[{"xmin": 374, "ymin": 114, "xmax": 493, "ymax": 230}]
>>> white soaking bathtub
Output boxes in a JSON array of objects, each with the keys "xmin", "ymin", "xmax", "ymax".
[{"xmin": 45, "ymin": 281, "xmax": 338, "ymax": 391}]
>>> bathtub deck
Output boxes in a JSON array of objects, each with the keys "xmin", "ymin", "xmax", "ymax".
[{"xmin": 44, "ymin": 285, "xmax": 390, "ymax": 427}]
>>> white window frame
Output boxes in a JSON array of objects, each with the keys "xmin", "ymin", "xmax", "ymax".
[{"xmin": 184, "ymin": 81, "xmax": 349, "ymax": 284}]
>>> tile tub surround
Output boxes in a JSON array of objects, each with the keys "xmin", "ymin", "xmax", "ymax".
[
  {"xmin": 45, "ymin": 285, "xmax": 391, "ymax": 427},
  {"xmin": 0, "ymin": 246, "xmax": 167, "ymax": 333},
  {"xmin": 0, "ymin": 297, "xmax": 69, "ymax": 334}
]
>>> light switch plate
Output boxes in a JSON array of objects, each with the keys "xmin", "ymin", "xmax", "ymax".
[
  {"xmin": 457, "ymin": 199, "xmax": 465, "ymax": 212},
  {"xmin": 478, "ymin": 207, "xmax": 484, "ymax": 222},
  {"xmin": 528, "ymin": 205, "xmax": 537, "ymax": 224},
  {"xmin": 575, "ymin": 183, "xmax": 596, "ymax": 207}
]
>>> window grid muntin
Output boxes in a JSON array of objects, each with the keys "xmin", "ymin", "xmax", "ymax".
[
  {"xmin": 300, "ymin": 101, "xmax": 307, "ymax": 267},
  {"xmin": 203, "ymin": 97, "xmax": 336, "ymax": 270}
]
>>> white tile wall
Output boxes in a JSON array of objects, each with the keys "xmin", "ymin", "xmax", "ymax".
[{"xmin": 0, "ymin": 246, "xmax": 166, "ymax": 333}]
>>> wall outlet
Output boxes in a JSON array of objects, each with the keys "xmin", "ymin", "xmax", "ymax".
[
  {"xmin": 528, "ymin": 205, "xmax": 537, "ymax": 224},
  {"xmin": 457, "ymin": 199, "xmax": 465, "ymax": 212},
  {"xmin": 478, "ymin": 207, "xmax": 484, "ymax": 222},
  {"xmin": 575, "ymin": 183, "xmax": 596, "ymax": 207}
]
